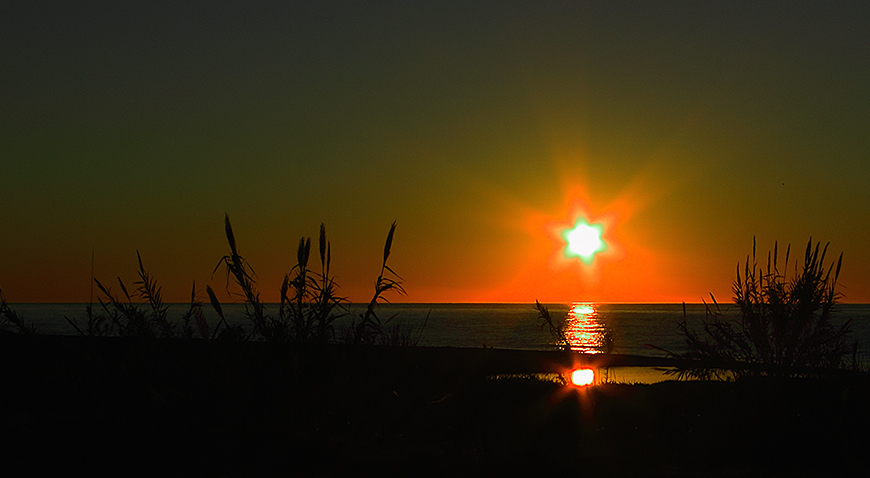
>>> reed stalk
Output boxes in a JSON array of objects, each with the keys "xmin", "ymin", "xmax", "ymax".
[
  {"xmin": 352, "ymin": 222, "xmax": 406, "ymax": 345},
  {"xmin": 535, "ymin": 301, "xmax": 570, "ymax": 351},
  {"xmin": 213, "ymin": 214, "xmax": 260, "ymax": 341}
]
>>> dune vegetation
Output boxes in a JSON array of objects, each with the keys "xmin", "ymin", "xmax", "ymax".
[
  {"xmin": 34, "ymin": 214, "xmax": 408, "ymax": 346},
  {"xmin": 659, "ymin": 239, "xmax": 858, "ymax": 379}
]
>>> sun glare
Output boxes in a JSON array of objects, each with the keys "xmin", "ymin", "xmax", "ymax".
[
  {"xmin": 567, "ymin": 224, "xmax": 601, "ymax": 255},
  {"xmin": 563, "ymin": 219, "xmax": 606, "ymax": 264},
  {"xmin": 570, "ymin": 368, "xmax": 595, "ymax": 386}
]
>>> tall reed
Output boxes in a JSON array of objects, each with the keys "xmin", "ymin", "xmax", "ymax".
[
  {"xmin": 351, "ymin": 222, "xmax": 406, "ymax": 345},
  {"xmin": 213, "ymin": 214, "xmax": 260, "ymax": 341},
  {"xmin": 535, "ymin": 301, "xmax": 570, "ymax": 351}
]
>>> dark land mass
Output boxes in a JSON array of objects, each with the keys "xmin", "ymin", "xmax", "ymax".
[{"xmin": 3, "ymin": 333, "xmax": 869, "ymax": 476}]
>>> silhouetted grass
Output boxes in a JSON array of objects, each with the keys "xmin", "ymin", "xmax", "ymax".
[
  {"xmin": 663, "ymin": 238, "xmax": 856, "ymax": 379},
  {"xmin": 349, "ymin": 222, "xmax": 407, "ymax": 345},
  {"xmin": 204, "ymin": 284, "xmax": 230, "ymax": 339},
  {"xmin": 178, "ymin": 281, "xmax": 204, "ymax": 339},
  {"xmin": 47, "ymin": 214, "xmax": 409, "ymax": 345},
  {"xmin": 535, "ymin": 300, "xmax": 570, "ymax": 351},
  {"xmin": 0, "ymin": 288, "xmax": 38, "ymax": 334},
  {"xmin": 66, "ymin": 251, "xmax": 203, "ymax": 339},
  {"xmin": 65, "ymin": 248, "xmax": 111, "ymax": 336},
  {"xmin": 379, "ymin": 310, "xmax": 430, "ymax": 347},
  {"xmin": 135, "ymin": 251, "xmax": 174, "ymax": 337},
  {"xmin": 209, "ymin": 215, "xmax": 341, "ymax": 343},
  {"xmin": 208, "ymin": 214, "xmax": 405, "ymax": 345},
  {"xmin": 213, "ymin": 214, "xmax": 260, "ymax": 340},
  {"xmin": 279, "ymin": 224, "xmax": 347, "ymax": 345},
  {"xmin": 65, "ymin": 304, "xmax": 111, "ymax": 337}
]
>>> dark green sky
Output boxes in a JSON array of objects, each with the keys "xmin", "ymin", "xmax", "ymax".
[{"xmin": 3, "ymin": 1, "xmax": 869, "ymax": 303}]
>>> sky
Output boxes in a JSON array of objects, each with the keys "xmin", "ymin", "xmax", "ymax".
[{"xmin": 2, "ymin": 1, "xmax": 869, "ymax": 304}]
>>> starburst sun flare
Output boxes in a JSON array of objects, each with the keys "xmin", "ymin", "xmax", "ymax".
[
  {"xmin": 562, "ymin": 218, "xmax": 607, "ymax": 265},
  {"xmin": 563, "ymin": 219, "xmax": 606, "ymax": 264}
]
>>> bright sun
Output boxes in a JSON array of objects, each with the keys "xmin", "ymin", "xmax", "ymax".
[{"xmin": 563, "ymin": 219, "xmax": 606, "ymax": 264}]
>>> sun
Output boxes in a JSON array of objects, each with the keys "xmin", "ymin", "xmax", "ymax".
[
  {"xmin": 562, "ymin": 219, "xmax": 606, "ymax": 264},
  {"xmin": 567, "ymin": 224, "xmax": 602, "ymax": 256}
]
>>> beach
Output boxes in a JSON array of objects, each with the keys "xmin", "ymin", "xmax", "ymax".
[{"xmin": 3, "ymin": 333, "xmax": 868, "ymax": 475}]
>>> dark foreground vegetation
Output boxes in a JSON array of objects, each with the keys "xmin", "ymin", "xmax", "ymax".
[
  {"xmin": 2, "ymin": 333, "xmax": 869, "ymax": 475},
  {"xmin": 2, "ymin": 224, "xmax": 868, "ymax": 475},
  {"xmin": 660, "ymin": 239, "xmax": 862, "ymax": 381}
]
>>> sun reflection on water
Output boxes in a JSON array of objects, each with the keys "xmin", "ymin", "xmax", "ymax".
[{"xmin": 563, "ymin": 302, "xmax": 610, "ymax": 354}]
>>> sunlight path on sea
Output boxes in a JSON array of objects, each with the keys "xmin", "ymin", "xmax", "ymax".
[{"xmin": 563, "ymin": 302, "xmax": 610, "ymax": 354}]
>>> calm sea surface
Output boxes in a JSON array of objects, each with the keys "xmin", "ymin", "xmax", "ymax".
[
  {"xmin": 10, "ymin": 302, "xmax": 870, "ymax": 383},
  {"xmin": 10, "ymin": 302, "xmax": 870, "ymax": 357}
]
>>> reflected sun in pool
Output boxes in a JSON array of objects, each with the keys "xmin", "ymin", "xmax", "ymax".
[{"xmin": 570, "ymin": 368, "xmax": 595, "ymax": 386}]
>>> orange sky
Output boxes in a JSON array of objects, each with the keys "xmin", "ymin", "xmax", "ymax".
[{"xmin": 2, "ymin": 2, "xmax": 869, "ymax": 304}]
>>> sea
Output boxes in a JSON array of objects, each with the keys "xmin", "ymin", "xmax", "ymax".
[{"xmin": 8, "ymin": 302, "xmax": 870, "ymax": 383}]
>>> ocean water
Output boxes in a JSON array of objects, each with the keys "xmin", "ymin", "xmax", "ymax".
[
  {"xmin": 9, "ymin": 302, "xmax": 870, "ymax": 383},
  {"xmin": 9, "ymin": 302, "xmax": 870, "ymax": 356}
]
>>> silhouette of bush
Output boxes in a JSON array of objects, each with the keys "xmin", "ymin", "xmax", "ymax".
[{"xmin": 668, "ymin": 239, "xmax": 854, "ymax": 379}]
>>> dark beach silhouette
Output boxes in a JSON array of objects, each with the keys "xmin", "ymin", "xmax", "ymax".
[{"xmin": 2, "ymin": 333, "xmax": 869, "ymax": 475}]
